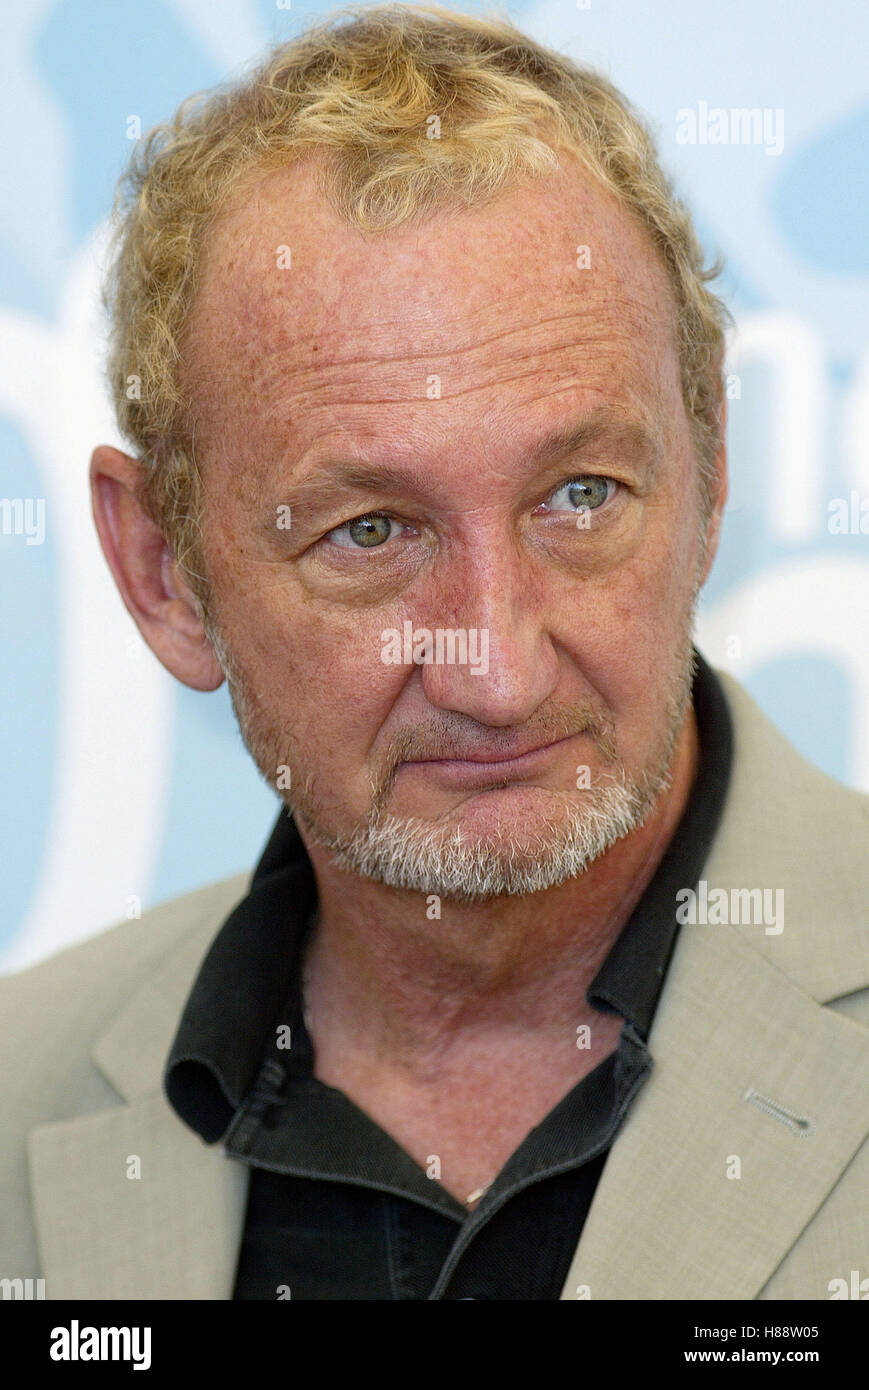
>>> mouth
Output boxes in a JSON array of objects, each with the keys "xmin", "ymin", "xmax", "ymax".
[{"xmin": 401, "ymin": 733, "xmax": 584, "ymax": 786}]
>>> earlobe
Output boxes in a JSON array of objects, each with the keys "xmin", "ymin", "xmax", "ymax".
[{"xmin": 89, "ymin": 444, "xmax": 225, "ymax": 692}]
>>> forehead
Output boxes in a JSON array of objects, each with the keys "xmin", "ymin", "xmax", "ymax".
[{"xmin": 182, "ymin": 151, "xmax": 683, "ymax": 472}]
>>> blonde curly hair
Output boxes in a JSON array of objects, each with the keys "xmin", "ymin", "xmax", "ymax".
[{"xmin": 102, "ymin": 2, "xmax": 730, "ymax": 600}]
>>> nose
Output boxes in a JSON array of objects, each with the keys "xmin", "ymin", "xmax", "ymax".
[{"xmin": 415, "ymin": 541, "xmax": 560, "ymax": 727}]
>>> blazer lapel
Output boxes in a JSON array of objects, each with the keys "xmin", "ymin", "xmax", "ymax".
[
  {"xmin": 28, "ymin": 901, "xmax": 250, "ymax": 1299},
  {"xmin": 28, "ymin": 1094, "xmax": 249, "ymax": 1299},
  {"xmin": 559, "ymin": 917, "xmax": 869, "ymax": 1299}
]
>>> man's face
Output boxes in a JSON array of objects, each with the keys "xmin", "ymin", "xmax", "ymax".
[{"xmin": 181, "ymin": 153, "xmax": 718, "ymax": 900}]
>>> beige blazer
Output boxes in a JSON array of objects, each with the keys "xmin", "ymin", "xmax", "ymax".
[{"xmin": 2, "ymin": 670, "xmax": 868, "ymax": 1300}]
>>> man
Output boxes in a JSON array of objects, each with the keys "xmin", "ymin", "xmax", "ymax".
[{"xmin": 3, "ymin": 4, "xmax": 868, "ymax": 1301}]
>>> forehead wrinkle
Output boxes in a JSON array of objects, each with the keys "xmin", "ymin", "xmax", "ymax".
[
  {"xmin": 189, "ymin": 249, "xmax": 673, "ymax": 377},
  {"xmin": 215, "ymin": 288, "xmax": 669, "ymax": 383},
  {"xmin": 193, "ymin": 305, "xmax": 670, "ymax": 444}
]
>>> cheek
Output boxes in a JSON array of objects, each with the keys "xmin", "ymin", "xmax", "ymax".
[
  {"xmin": 553, "ymin": 516, "xmax": 698, "ymax": 718},
  {"xmin": 215, "ymin": 568, "xmax": 408, "ymax": 748}
]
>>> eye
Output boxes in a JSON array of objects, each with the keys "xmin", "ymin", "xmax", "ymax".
[
  {"xmin": 540, "ymin": 475, "xmax": 616, "ymax": 514},
  {"xmin": 326, "ymin": 513, "xmax": 401, "ymax": 549}
]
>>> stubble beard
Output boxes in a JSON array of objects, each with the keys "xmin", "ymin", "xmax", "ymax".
[{"xmin": 205, "ymin": 603, "xmax": 699, "ymax": 905}]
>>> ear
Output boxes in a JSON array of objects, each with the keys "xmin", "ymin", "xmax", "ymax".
[
  {"xmin": 89, "ymin": 444, "xmax": 225, "ymax": 691},
  {"xmin": 697, "ymin": 387, "xmax": 729, "ymax": 588}
]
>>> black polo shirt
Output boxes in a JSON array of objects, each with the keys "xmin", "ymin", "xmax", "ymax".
[{"xmin": 165, "ymin": 649, "xmax": 733, "ymax": 1299}]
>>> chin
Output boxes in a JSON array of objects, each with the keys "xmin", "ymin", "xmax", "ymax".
[
  {"xmin": 309, "ymin": 774, "xmax": 652, "ymax": 901},
  {"xmin": 401, "ymin": 780, "xmax": 585, "ymax": 836}
]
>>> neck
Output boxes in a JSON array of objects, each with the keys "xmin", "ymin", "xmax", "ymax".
[{"xmin": 298, "ymin": 704, "xmax": 699, "ymax": 1076}]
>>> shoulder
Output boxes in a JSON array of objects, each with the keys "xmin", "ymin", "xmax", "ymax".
[
  {"xmin": 710, "ymin": 666, "xmax": 869, "ymax": 999},
  {"xmin": 0, "ymin": 872, "xmax": 250, "ymax": 1051},
  {"xmin": 716, "ymin": 666, "xmax": 869, "ymax": 838},
  {"xmin": 0, "ymin": 872, "xmax": 251, "ymax": 1277}
]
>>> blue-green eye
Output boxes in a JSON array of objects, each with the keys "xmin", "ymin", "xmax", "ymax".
[
  {"xmin": 543, "ymin": 476, "xmax": 615, "ymax": 513},
  {"xmin": 328, "ymin": 513, "xmax": 398, "ymax": 548}
]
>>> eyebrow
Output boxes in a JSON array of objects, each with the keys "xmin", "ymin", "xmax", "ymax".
[
  {"xmin": 276, "ymin": 408, "xmax": 664, "ymax": 520},
  {"xmin": 523, "ymin": 410, "xmax": 664, "ymax": 473}
]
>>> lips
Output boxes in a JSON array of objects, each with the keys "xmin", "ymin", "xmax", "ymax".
[{"xmin": 407, "ymin": 733, "xmax": 579, "ymax": 769}]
